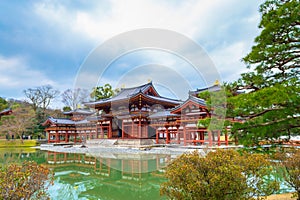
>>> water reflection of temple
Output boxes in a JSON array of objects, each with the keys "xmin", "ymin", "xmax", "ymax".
[
  {"xmin": 47, "ymin": 151, "xmax": 171, "ymax": 174},
  {"xmin": 46, "ymin": 151, "xmax": 171, "ymax": 199}
]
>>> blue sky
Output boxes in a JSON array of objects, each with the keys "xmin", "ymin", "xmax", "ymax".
[{"xmin": 0, "ymin": 0, "xmax": 264, "ymax": 108}]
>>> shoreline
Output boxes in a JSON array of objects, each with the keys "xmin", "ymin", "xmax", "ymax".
[{"xmin": 37, "ymin": 143, "xmax": 243, "ymax": 157}]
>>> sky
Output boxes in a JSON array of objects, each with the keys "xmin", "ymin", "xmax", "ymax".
[{"xmin": 0, "ymin": 0, "xmax": 264, "ymax": 108}]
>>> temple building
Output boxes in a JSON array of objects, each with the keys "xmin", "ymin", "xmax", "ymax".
[
  {"xmin": 42, "ymin": 109, "xmax": 96, "ymax": 143},
  {"xmin": 0, "ymin": 108, "xmax": 12, "ymax": 119},
  {"xmin": 43, "ymin": 82, "xmax": 229, "ymax": 146}
]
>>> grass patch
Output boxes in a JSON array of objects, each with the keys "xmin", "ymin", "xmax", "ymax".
[{"xmin": 0, "ymin": 139, "xmax": 37, "ymax": 148}]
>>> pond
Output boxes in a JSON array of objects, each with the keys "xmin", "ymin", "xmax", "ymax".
[
  {"xmin": 0, "ymin": 148, "xmax": 295, "ymax": 199},
  {"xmin": 0, "ymin": 148, "xmax": 171, "ymax": 200}
]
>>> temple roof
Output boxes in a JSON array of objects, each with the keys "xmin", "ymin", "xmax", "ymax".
[
  {"xmin": 149, "ymin": 110, "xmax": 180, "ymax": 119},
  {"xmin": 63, "ymin": 109, "xmax": 95, "ymax": 116},
  {"xmin": 117, "ymin": 82, "xmax": 160, "ymax": 98},
  {"xmin": 171, "ymin": 95, "xmax": 206, "ymax": 113},
  {"xmin": 140, "ymin": 93, "xmax": 182, "ymax": 105},
  {"xmin": 0, "ymin": 108, "xmax": 12, "ymax": 115},
  {"xmin": 85, "ymin": 82, "xmax": 181, "ymax": 107},
  {"xmin": 42, "ymin": 117, "xmax": 92, "ymax": 126},
  {"xmin": 189, "ymin": 82, "xmax": 221, "ymax": 97}
]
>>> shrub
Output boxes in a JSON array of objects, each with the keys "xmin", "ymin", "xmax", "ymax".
[
  {"xmin": 0, "ymin": 161, "xmax": 53, "ymax": 200},
  {"xmin": 276, "ymin": 148, "xmax": 300, "ymax": 200},
  {"xmin": 160, "ymin": 149, "xmax": 279, "ymax": 200}
]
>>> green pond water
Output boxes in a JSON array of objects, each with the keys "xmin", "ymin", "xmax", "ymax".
[
  {"xmin": 0, "ymin": 148, "xmax": 170, "ymax": 200},
  {"xmin": 0, "ymin": 148, "xmax": 294, "ymax": 200}
]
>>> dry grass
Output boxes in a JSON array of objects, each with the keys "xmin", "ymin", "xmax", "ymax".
[{"xmin": 266, "ymin": 193, "xmax": 296, "ymax": 200}]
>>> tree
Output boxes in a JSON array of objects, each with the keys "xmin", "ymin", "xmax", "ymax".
[
  {"xmin": 61, "ymin": 88, "xmax": 89, "ymax": 110},
  {"xmin": 24, "ymin": 85, "xmax": 60, "ymax": 113},
  {"xmin": 276, "ymin": 148, "xmax": 300, "ymax": 200},
  {"xmin": 160, "ymin": 149, "xmax": 279, "ymax": 200},
  {"xmin": 226, "ymin": 0, "xmax": 300, "ymax": 146},
  {"xmin": 0, "ymin": 161, "xmax": 53, "ymax": 199},
  {"xmin": 197, "ymin": 85, "xmax": 230, "ymax": 133},
  {"xmin": 90, "ymin": 84, "xmax": 116, "ymax": 101},
  {"xmin": 63, "ymin": 106, "xmax": 72, "ymax": 112},
  {"xmin": 0, "ymin": 104, "xmax": 35, "ymax": 140},
  {"xmin": 0, "ymin": 97, "xmax": 8, "ymax": 111}
]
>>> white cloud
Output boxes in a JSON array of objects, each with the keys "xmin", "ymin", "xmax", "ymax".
[
  {"xmin": 0, "ymin": 55, "xmax": 79, "ymax": 108},
  {"xmin": 0, "ymin": 55, "xmax": 55, "ymax": 89},
  {"xmin": 210, "ymin": 41, "xmax": 253, "ymax": 83},
  {"xmin": 31, "ymin": 0, "xmax": 264, "ymax": 91},
  {"xmin": 33, "ymin": 0, "xmax": 262, "ymax": 43}
]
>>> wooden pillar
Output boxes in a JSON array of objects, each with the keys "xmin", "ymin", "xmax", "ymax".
[
  {"xmin": 183, "ymin": 125, "xmax": 187, "ymax": 146},
  {"xmin": 145, "ymin": 120, "xmax": 148, "ymax": 138},
  {"xmin": 122, "ymin": 120, "xmax": 124, "ymax": 139},
  {"xmin": 138, "ymin": 118, "xmax": 142, "ymax": 138},
  {"xmin": 47, "ymin": 131, "xmax": 50, "ymax": 143},
  {"xmin": 65, "ymin": 132, "xmax": 68, "ymax": 143},
  {"xmin": 156, "ymin": 128, "xmax": 159, "ymax": 144},
  {"xmin": 74, "ymin": 133, "xmax": 77, "ymax": 144},
  {"xmin": 176, "ymin": 125, "xmax": 180, "ymax": 144},
  {"xmin": 101, "ymin": 123, "xmax": 104, "ymax": 138},
  {"xmin": 109, "ymin": 120, "xmax": 112, "ymax": 138},
  {"xmin": 131, "ymin": 120, "xmax": 134, "ymax": 138},
  {"xmin": 208, "ymin": 130, "xmax": 213, "ymax": 146},
  {"xmin": 55, "ymin": 131, "xmax": 59, "ymax": 143},
  {"xmin": 166, "ymin": 126, "xmax": 170, "ymax": 144},
  {"xmin": 96, "ymin": 124, "xmax": 98, "ymax": 139},
  {"xmin": 217, "ymin": 130, "xmax": 221, "ymax": 146}
]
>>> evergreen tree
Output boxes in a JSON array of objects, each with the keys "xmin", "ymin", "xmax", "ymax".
[{"xmin": 228, "ymin": 0, "xmax": 300, "ymax": 145}]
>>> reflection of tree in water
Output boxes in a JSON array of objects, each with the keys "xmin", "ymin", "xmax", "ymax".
[{"xmin": 0, "ymin": 149, "xmax": 47, "ymax": 166}]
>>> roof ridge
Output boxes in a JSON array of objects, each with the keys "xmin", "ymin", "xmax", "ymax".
[
  {"xmin": 120, "ymin": 82, "xmax": 152, "ymax": 90},
  {"xmin": 146, "ymin": 94, "xmax": 182, "ymax": 102}
]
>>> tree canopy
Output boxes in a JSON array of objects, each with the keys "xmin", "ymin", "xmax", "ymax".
[
  {"xmin": 24, "ymin": 85, "xmax": 59, "ymax": 113},
  {"xmin": 225, "ymin": 0, "xmax": 300, "ymax": 146},
  {"xmin": 90, "ymin": 84, "xmax": 116, "ymax": 101},
  {"xmin": 276, "ymin": 148, "xmax": 300, "ymax": 199},
  {"xmin": 161, "ymin": 149, "xmax": 279, "ymax": 200},
  {"xmin": 61, "ymin": 88, "xmax": 89, "ymax": 110},
  {"xmin": 0, "ymin": 104, "xmax": 35, "ymax": 140},
  {"xmin": 0, "ymin": 97, "xmax": 8, "ymax": 111}
]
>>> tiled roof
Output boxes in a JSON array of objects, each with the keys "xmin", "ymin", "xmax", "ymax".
[
  {"xmin": 171, "ymin": 95, "xmax": 206, "ymax": 112},
  {"xmin": 189, "ymin": 84, "xmax": 221, "ymax": 96},
  {"xmin": 47, "ymin": 117, "xmax": 75, "ymax": 125},
  {"xmin": 45, "ymin": 117, "xmax": 93, "ymax": 125},
  {"xmin": 188, "ymin": 95, "xmax": 206, "ymax": 106},
  {"xmin": 146, "ymin": 95, "xmax": 182, "ymax": 105},
  {"xmin": 0, "ymin": 108, "xmax": 12, "ymax": 115},
  {"xmin": 85, "ymin": 82, "xmax": 181, "ymax": 106},
  {"xmin": 149, "ymin": 110, "xmax": 180, "ymax": 118},
  {"xmin": 63, "ymin": 109, "xmax": 95, "ymax": 115},
  {"xmin": 85, "ymin": 82, "xmax": 155, "ymax": 106}
]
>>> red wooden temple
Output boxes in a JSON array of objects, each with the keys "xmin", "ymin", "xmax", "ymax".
[
  {"xmin": 0, "ymin": 108, "xmax": 12, "ymax": 119},
  {"xmin": 43, "ymin": 82, "xmax": 229, "ymax": 146},
  {"xmin": 43, "ymin": 109, "xmax": 96, "ymax": 143}
]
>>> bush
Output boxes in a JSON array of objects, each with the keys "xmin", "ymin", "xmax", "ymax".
[
  {"xmin": 160, "ymin": 149, "xmax": 279, "ymax": 200},
  {"xmin": 0, "ymin": 161, "xmax": 53, "ymax": 200},
  {"xmin": 276, "ymin": 148, "xmax": 300, "ymax": 200}
]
